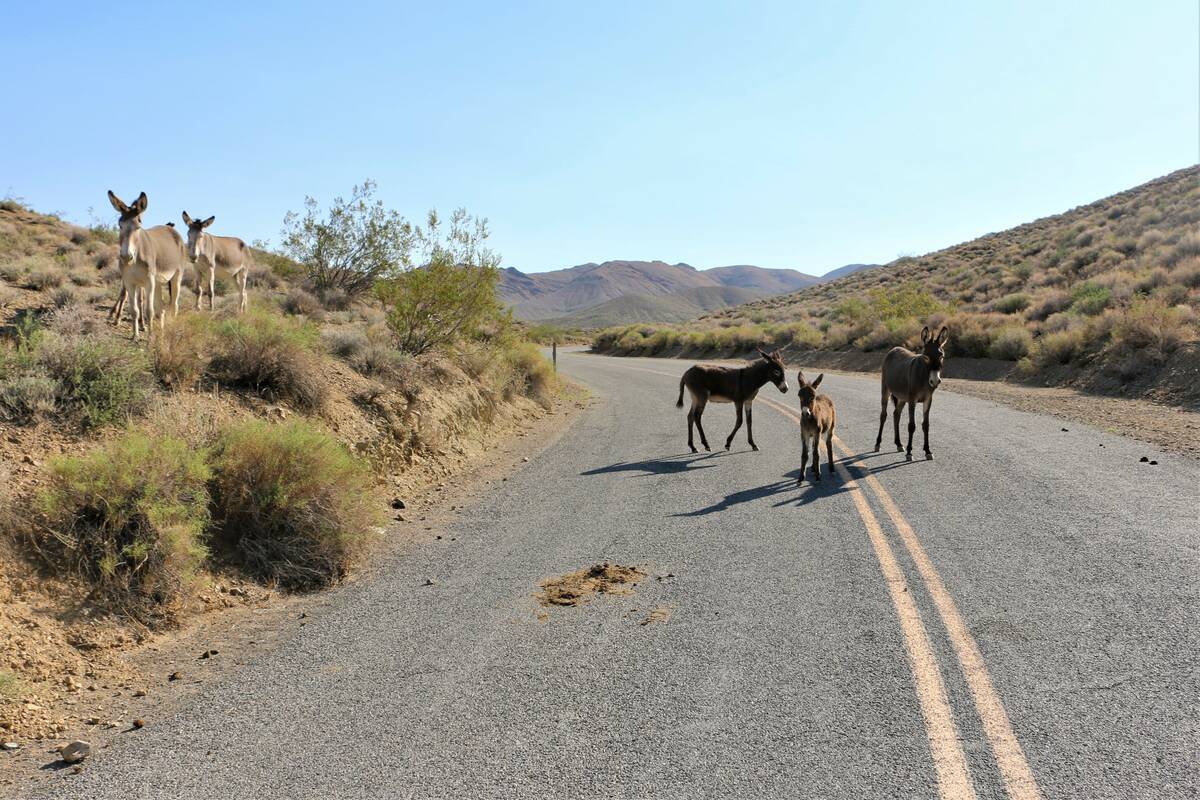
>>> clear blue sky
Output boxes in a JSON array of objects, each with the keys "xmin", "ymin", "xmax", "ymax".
[{"xmin": 2, "ymin": 1, "xmax": 1196, "ymax": 275}]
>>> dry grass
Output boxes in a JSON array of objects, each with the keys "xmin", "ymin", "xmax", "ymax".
[{"xmin": 592, "ymin": 166, "xmax": 1199, "ymax": 394}]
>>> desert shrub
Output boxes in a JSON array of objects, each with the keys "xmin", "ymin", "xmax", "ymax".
[
  {"xmin": 1070, "ymin": 282, "xmax": 1112, "ymax": 315},
  {"xmin": 246, "ymin": 265, "xmax": 281, "ymax": 290},
  {"xmin": 502, "ymin": 340, "xmax": 555, "ymax": 408},
  {"xmin": 316, "ymin": 286, "xmax": 351, "ymax": 311},
  {"xmin": 355, "ymin": 342, "xmax": 412, "ymax": 382},
  {"xmin": 0, "ymin": 263, "xmax": 22, "ymax": 283},
  {"xmin": 1036, "ymin": 329, "xmax": 1086, "ymax": 365},
  {"xmin": 37, "ymin": 431, "xmax": 211, "ymax": 621},
  {"xmin": 49, "ymin": 285, "xmax": 77, "ymax": 309},
  {"xmin": 1165, "ymin": 232, "xmax": 1200, "ymax": 267},
  {"xmin": 991, "ymin": 292, "xmax": 1030, "ymax": 314},
  {"xmin": 323, "ymin": 327, "xmax": 370, "ymax": 361},
  {"xmin": 1108, "ymin": 297, "xmax": 1188, "ymax": 356},
  {"xmin": 945, "ymin": 314, "xmax": 992, "ymax": 358},
  {"xmin": 210, "ymin": 420, "xmax": 381, "ymax": 589},
  {"xmin": 69, "ymin": 268, "xmax": 97, "ymax": 287},
  {"xmin": 0, "ymin": 375, "xmax": 57, "ymax": 423},
  {"xmin": 857, "ymin": 318, "xmax": 922, "ymax": 351},
  {"xmin": 281, "ymin": 287, "xmax": 323, "ymax": 318},
  {"xmin": 37, "ymin": 334, "xmax": 153, "ymax": 429},
  {"xmin": 0, "ymin": 671, "xmax": 20, "ymax": 701},
  {"xmin": 988, "ymin": 327, "xmax": 1033, "ymax": 360},
  {"xmin": 153, "ymin": 315, "xmax": 215, "ymax": 390},
  {"xmin": 45, "ymin": 303, "xmax": 101, "ymax": 338},
  {"xmin": 1167, "ymin": 257, "xmax": 1200, "ymax": 289},
  {"xmin": 208, "ymin": 311, "xmax": 325, "ymax": 410},
  {"xmin": 24, "ymin": 269, "xmax": 63, "ymax": 290},
  {"xmin": 1027, "ymin": 290, "xmax": 1071, "ymax": 321}
]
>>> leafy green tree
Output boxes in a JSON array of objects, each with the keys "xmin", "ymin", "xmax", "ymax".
[
  {"xmin": 280, "ymin": 180, "xmax": 416, "ymax": 296},
  {"xmin": 375, "ymin": 209, "xmax": 504, "ymax": 355}
]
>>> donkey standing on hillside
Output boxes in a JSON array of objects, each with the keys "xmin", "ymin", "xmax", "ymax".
[
  {"xmin": 796, "ymin": 371, "xmax": 836, "ymax": 482},
  {"xmin": 183, "ymin": 212, "xmax": 251, "ymax": 312},
  {"xmin": 874, "ymin": 326, "xmax": 949, "ymax": 461},
  {"xmin": 108, "ymin": 191, "xmax": 186, "ymax": 339},
  {"xmin": 675, "ymin": 348, "xmax": 789, "ymax": 453}
]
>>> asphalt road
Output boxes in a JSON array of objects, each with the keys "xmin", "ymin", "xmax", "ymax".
[{"xmin": 40, "ymin": 351, "xmax": 1199, "ymax": 800}]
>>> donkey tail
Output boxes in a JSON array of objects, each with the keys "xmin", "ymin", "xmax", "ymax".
[{"xmin": 676, "ymin": 376, "xmax": 686, "ymax": 408}]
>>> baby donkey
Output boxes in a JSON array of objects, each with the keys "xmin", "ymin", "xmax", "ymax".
[{"xmin": 796, "ymin": 371, "xmax": 836, "ymax": 483}]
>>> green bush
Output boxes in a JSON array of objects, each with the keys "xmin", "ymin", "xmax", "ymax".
[
  {"xmin": 210, "ymin": 420, "xmax": 382, "ymax": 590},
  {"xmin": 153, "ymin": 314, "xmax": 216, "ymax": 390},
  {"xmin": 502, "ymin": 340, "xmax": 556, "ymax": 408},
  {"xmin": 208, "ymin": 311, "xmax": 325, "ymax": 410},
  {"xmin": 37, "ymin": 333, "xmax": 153, "ymax": 429},
  {"xmin": 1070, "ymin": 282, "xmax": 1112, "ymax": 315},
  {"xmin": 37, "ymin": 431, "xmax": 211, "ymax": 621},
  {"xmin": 991, "ymin": 293, "xmax": 1030, "ymax": 314},
  {"xmin": 988, "ymin": 327, "xmax": 1033, "ymax": 360},
  {"xmin": 1036, "ymin": 329, "xmax": 1086, "ymax": 365}
]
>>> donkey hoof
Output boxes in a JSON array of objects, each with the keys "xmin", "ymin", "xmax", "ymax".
[
  {"xmin": 689, "ymin": 446, "xmax": 698, "ymax": 454},
  {"xmin": 724, "ymin": 444, "xmax": 731, "ymax": 451},
  {"xmin": 750, "ymin": 444, "xmax": 759, "ymax": 451},
  {"xmin": 925, "ymin": 452, "xmax": 934, "ymax": 461},
  {"xmin": 905, "ymin": 453, "xmax": 913, "ymax": 462},
  {"xmin": 703, "ymin": 445, "xmax": 711, "ymax": 452}
]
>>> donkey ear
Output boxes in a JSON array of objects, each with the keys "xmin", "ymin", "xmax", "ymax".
[
  {"xmin": 182, "ymin": 211, "xmax": 193, "ymax": 226},
  {"xmin": 796, "ymin": 370, "xmax": 805, "ymax": 384},
  {"xmin": 812, "ymin": 373, "xmax": 824, "ymax": 388},
  {"xmin": 936, "ymin": 326, "xmax": 949, "ymax": 344},
  {"xmin": 131, "ymin": 192, "xmax": 148, "ymax": 214},
  {"xmin": 201, "ymin": 216, "xmax": 215, "ymax": 228},
  {"xmin": 757, "ymin": 347, "xmax": 771, "ymax": 360},
  {"xmin": 108, "ymin": 190, "xmax": 129, "ymax": 214},
  {"xmin": 921, "ymin": 326, "xmax": 931, "ymax": 343}
]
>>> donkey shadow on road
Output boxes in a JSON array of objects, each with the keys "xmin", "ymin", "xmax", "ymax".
[
  {"xmin": 581, "ymin": 451, "xmax": 724, "ymax": 478},
  {"xmin": 839, "ymin": 449, "xmax": 926, "ymax": 477},
  {"xmin": 673, "ymin": 468, "xmax": 851, "ymax": 517}
]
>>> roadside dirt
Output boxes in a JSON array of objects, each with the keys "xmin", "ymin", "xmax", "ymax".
[{"xmin": 0, "ymin": 381, "xmax": 590, "ymax": 799}]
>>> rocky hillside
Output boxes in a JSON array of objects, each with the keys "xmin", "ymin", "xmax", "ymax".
[{"xmin": 594, "ymin": 166, "xmax": 1200, "ymax": 406}]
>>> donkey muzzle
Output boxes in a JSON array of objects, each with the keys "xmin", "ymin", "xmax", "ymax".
[
  {"xmin": 929, "ymin": 371, "xmax": 942, "ymax": 389},
  {"xmin": 778, "ymin": 382, "xmax": 789, "ymax": 394}
]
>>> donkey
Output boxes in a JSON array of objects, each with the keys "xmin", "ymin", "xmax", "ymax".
[
  {"xmin": 182, "ymin": 212, "xmax": 250, "ymax": 312},
  {"xmin": 675, "ymin": 348, "xmax": 789, "ymax": 453},
  {"xmin": 796, "ymin": 371, "xmax": 836, "ymax": 482},
  {"xmin": 107, "ymin": 191, "xmax": 186, "ymax": 339},
  {"xmin": 874, "ymin": 326, "xmax": 949, "ymax": 461}
]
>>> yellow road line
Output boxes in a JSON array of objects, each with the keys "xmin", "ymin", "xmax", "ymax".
[
  {"xmin": 582, "ymin": 358, "xmax": 1042, "ymax": 799},
  {"xmin": 760, "ymin": 397, "xmax": 977, "ymax": 799},
  {"xmin": 846, "ymin": 460, "xmax": 1044, "ymax": 800}
]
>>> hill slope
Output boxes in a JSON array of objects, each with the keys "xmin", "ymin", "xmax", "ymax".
[
  {"xmin": 594, "ymin": 166, "xmax": 1200, "ymax": 405},
  {"xmin": 499, "ymin": 260, "xmax": 818, "ymax": 323}
]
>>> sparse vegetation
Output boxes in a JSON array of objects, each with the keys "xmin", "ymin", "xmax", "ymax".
[
  {"xmin": 207, "ymin": 310, "xmax": 326, "ymax": 411},
  {"xmin": 592, "ymin": 167, "xmax": 1199, "ymax": 398},
  {"xmin": 36, "ymin": 431, "xmax": 212, "ymax": 622},
  {"xmin": 210, "ymin": 420, "xmax": 382, "ymax": 589}
]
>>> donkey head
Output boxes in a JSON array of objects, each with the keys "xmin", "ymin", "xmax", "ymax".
[
  {"xmin": 795, "ymin": 371, "xmax": 824, "ymax": 421},
  {"xmin": 107, "ymin": 190, "xmax": 148, "ymax": 263},
  {"xmin": 756, "ymin": 348, "xmax": 789, "ymax": 394},
  {"xmin": 920, "ymin": 326, "xmax": 949, "ymax": 389},
  {"xmin": 181, "ymin": 212, "xmax": 216, "ymax": 263}
]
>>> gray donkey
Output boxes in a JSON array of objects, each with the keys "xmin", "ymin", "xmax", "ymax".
[
  {"xmin": 675, "ymin": 349, "xmax": 789, "ymax": 453},
  {"xmin": 183, "ymin": 212, "xmax": 251, "ymax": 312},
  {"xmin": 874, "ymin": 326, "xmax": 949, "ymax": 461}
]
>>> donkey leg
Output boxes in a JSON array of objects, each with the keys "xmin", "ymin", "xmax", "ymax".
[
  {"xmin": 725, "ymin": 402, "xmax": 744, "ymax": 450},
  {"xmin": 695, "ymin": 401, "xmax": 711, "ymax": 451},
  {"xmin": 922, "ymin": 397, "xmax": 934, "ymax": 460},
  {"xmin": 687, "ymin": 408, "xmax": 697, "ymax": 454},
  {"xmin": 239, "ymin": 272, "xmax": 248, "ymax": 313},
  {"xmin": 209, "ymin": 271, "xmax": 217, "ymax": 311},
  {"xmin": 799, "ymin": 438, "xmax": 809, "ymax": 483},
  {"xmin": 745, "ymin": 403, "xmax": 757, "ymax": 451},
  {"xmin": 875, "ymin": 394, "xmax": 889, "ymax": 451},
  {"xmin": 826, "ymin": 430, "xmax": 835, "ymax": 473},
  {"xmin": 905, "ymin": 401, "xmax": 916, "ymax": 461},
  {"xmin": 893, "ymin": 398, "xmax": 905, "ymax": 451},
  {"xmin": 812, "ymin": 434, "xmax": 822, "ymax": 481}
]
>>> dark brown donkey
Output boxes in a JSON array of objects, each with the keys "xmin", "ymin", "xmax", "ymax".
[
  {"xmin": 874, "ymin": 326, "xmax": 949, "ymax": 461},
  {"xmin": 796, "ymin": 371, "xmax": 836, "ymax": 482},
  {"xmin": 675, "ymin": 349, "xmax": 789, "ymax": 453}
]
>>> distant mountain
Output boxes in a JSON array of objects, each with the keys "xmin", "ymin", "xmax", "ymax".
[
  {"xmin": 545, "ymin": 285, "xmax": 763, "ymax": 328},
  {"xmin": 499, "ymin": 260, "xmax": 820, "ymax": 324},
  {"xmin": 821, "ymin": 263, "xmax": 881, "ymax": 281}
]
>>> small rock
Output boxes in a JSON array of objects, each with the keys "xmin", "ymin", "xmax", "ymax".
[
  {"xmin": 59, "ymin": 741, "xmax": 90, "ymax": 763},
  {"xmin": 168, "ymin": 672, "xmax": 182, "ymax": 682},
  {"xmin": 1139, "ymin": 456, "xmax": 1149, "ymax": 463},
  {"xmin": 21, "ymin": 454, "xmax": 37, "ymax": 466},
  {"xmin": 72, "ymin": 765, "xmax": 83, "ymax": 774},
  {"xmin": 1150, "ymin": 460, "xmax": 1158, "ymax": 465},
  {"xmin": 391, "ymin": 498, "xmax": 406, "ymax": 509},
  {"xmin": 1, "ymin": 741, "xmax": 19, "ymax": 751},
  {"xmin": 199, "ymin": 649, "xmax": 218, "ymax": 659},
  {"xmin": 132, "ymin": 719, "xmax": 145, "ymax": 729},
  {"xmin": 85, "ymin": 717, "xmax": 100, "ymax": 725},
  {"xmin": 1061, "ymin": 427, "xmax": 1069, "ymax": 432},
  {"xmin": 132, "ymin": 689, "xmax": 146, "ymax": 697},
  {"xmin": 522, "ymin": 457, "xmax": 530, "ymax": 462},
  {"xmin": 394, "ymin": 514, "xmax": 405, "ymax": 522},
  {"xmin": 422, "ymin": 578, "xmax": 436, "ymax": 586}
]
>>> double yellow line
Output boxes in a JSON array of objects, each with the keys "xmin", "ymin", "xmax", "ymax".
[
  {"xmin": 595, "ymin": 358, "xmax": 1042, "ymax": 800},
  {"xmin": 759, "ymin": 396, "xmax": 1042, "ymax": 800}
]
